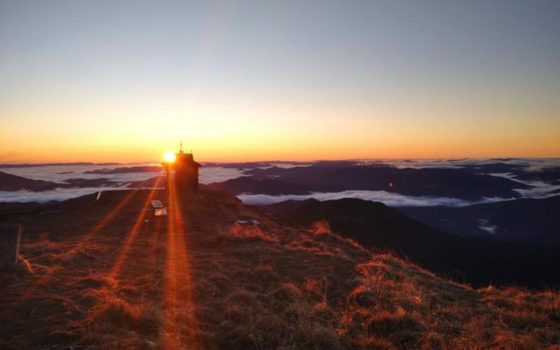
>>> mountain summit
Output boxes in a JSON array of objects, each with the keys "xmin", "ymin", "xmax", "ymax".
[{"xmin": 0, "ymin": 189, "xmax": 559, "ymax": 349}]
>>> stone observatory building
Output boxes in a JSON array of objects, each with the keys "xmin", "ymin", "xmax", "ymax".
[{"xmin": 164, "ymin": 145, "xmax": 201, "ymax": 198}]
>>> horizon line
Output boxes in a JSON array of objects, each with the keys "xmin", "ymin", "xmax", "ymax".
[{"xmin": 2, "ymin": 156, "xmax": 560, "ymax": 167}]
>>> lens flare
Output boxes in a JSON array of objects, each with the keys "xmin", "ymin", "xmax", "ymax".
[{"xmin": 164, "ymin": 150, "xmax": 176, "ymax": 163}]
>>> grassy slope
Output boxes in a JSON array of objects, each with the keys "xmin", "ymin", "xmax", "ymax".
[{"xmin": 0, "ymin": 190, "xmax": 559, "ymax": 349}]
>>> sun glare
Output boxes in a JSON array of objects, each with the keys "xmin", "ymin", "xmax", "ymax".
[{"xmin": 164, "ymin": 151, "xmax": 176, "ymax": 163}]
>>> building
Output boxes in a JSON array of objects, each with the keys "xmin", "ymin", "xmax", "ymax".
[{"xmin": 164, "ymin": 146, "xmax": 201, "ymax": 198}]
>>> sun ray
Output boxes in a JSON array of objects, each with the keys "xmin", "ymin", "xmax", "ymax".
[
  {"xmin": 160, "ymin": 176, "xmax": 199, "ymax": 348},
  {"xmin": 107, "ymin": 175, "xmax": 165, "ymax": 283},
  {"xmin": 148, "ymin": 211, "xmax": 164, "ymax": 264},
  {"xmin": 1, "ymin": 188, "xmax": 140, "ymax": 318}
]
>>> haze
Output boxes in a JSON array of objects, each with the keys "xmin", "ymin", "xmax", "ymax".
[{"xmin": 1, "ymin": 0, "xmax": 559, "ymax": 163}]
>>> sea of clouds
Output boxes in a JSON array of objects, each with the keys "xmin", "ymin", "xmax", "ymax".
[
  {"xmin": 1, "ymin": 159, "xmax": 559, "ymax": 206},
  {"xmin": 0, "ymin": 164, "xmax": 245, "ymax": 203},
  {"xmin": 0, "ymin": 163, "xmax": 245, "ymax": 184}
]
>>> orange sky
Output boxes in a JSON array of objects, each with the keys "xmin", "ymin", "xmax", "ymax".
[
  {"xmin": 1, "ymin": 82, "xmax": 559, "ymax": 163},
  {"xmin": 1, "ymin": 111, "xmax": 559, "ymax": 163},
  {"xmin": 1, "ymin": 1, "xmax": 559, "ymax": 163}
]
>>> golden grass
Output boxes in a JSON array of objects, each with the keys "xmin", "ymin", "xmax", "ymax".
[{"xmin": 0, "ymin": 189, "xmax": 559, "ymax": 349}]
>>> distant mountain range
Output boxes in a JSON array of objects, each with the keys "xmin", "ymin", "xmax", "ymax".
[
  {"xmin": 398, "ymin": 196, "xmax": 560, "ymax": 246},
  {"xmin": 211, "ymin": 161, "xmax": 532, "ymax": 200},
  {"xmin": 0, "ymin": 162, "xmax": 121, "ymax": 168},
  {"xmin": 0, "ymin": 171, "xmax": 163, "ymax": 192},
  {"xmin": 0, "ymin": 171, "xmax": 61, "ymax": 191},
  {"xmin": 84, "ymin": 166, "xmax": 163, "ymax": 174}
]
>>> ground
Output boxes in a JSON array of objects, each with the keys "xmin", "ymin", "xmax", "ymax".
[{"xmin": 0, "ymin": 189, "xmax": 559, "ymax": 349}]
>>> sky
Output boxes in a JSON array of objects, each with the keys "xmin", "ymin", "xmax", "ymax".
[{"xmin": 1, "ymin": 0, "xmax": 559, "ymax": 163}]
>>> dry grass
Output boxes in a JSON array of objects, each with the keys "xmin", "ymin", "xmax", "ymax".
[
  {"xmin": 340, "ymin": 254, "xmax": 560, "ymax": 349},
  {"xmin": 0, "ymin": 189, "xmax": 559, "ymax": 349}
]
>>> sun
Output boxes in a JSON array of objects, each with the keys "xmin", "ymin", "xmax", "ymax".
[{"xmin": 164, "ymin": 150, "xmax": 176, "ymax": 163}]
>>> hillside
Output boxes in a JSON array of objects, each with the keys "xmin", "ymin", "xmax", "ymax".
[
  {"xmin": 264, "ymin": 198, "xmax": 560, "ymax": 288},
  {"xmin": 0, "ymin": 190, "xmax": 559, "ymax": 349}
]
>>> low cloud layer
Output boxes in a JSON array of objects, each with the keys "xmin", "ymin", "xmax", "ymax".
[
  {"xmin": 238, "ymin": 190, "xmax": 510, "ymax": 207},
  {"xmin": 0, "ymin": 187, "xmax": 128, "ymax": 203},
  {"xmin": 1, "ymin": 164, "xmax": 245, "ymax": 185},
  {"xmin": 515, "ymin": 183, "xmax": 560, "ymax": 199},
  {"xmin": 199, "ymin": 167, "xmax": 246, "ymax": 184}
]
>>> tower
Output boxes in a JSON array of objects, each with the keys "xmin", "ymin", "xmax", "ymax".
[
  {"xmin": 174, "ymin": 147, "xmax": 200, "ymax": 194},
  {"xmin": 164, "ymin": 145, "xmax": 201, "ymax": 198}
]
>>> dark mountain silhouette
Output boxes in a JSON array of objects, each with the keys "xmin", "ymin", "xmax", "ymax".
[
  {"xmin": 460, "ymin": 162, "xmax": 560, "ymax": 184},
  {"xmin": 202, "ymin": 161, "xmax": 294, "ymax": 169},
  {"xmin": 398, "ymin": 195, "xmax": 560, "ymax": 246},
  {"xmin": 0, "ymin": 172, "xmax": 127, "ymax": 192},
  {"xmin": 84, "ymin": 165, "xmax": 163, "ymax": 174},
  {"xmin": 212, "ymin": 163, "xmax": 529, "ymax": 200},
  {"xmin": 0, "ymin": 162, "xmax": 119, "ymax": 168},
  {"xmin": 207, "ymin": 176, "xmax": 309, "ymax": 195},
  {"xmin": 63, "ymin": 178, "xmax": 120, "ymax": 187},
  {"xmin": 0, "ymin": 171, "xmax": 61, "ymax": 191},
  {"xmin": 264, "ymin": 198, "xmax": 560, "ymax": 289}
]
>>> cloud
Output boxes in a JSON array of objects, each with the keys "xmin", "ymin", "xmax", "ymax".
[
  {"xmin": 238, "ymin": 190, "xmax": 510, "ymax": 207},
  {"xmin": 0, "ymin": 187, "xmax": 127, "ymax": 203},
  {"xmin": 199, "ymin": 167, "xmax": 246, "ymax": 184},
  {"xmin": 478, "ymin": 218, "xmax": 498, "ymax": 234},
  {"xmin": 363, "ymin": 158, "xmax": 560, "ymax": 172},
  {"xmin": 487, "ymin": 172, "xmax": 560, "ymax": 199},
  {"xmin": 514, "ymin": 182, "xmax": 560, "ymax": 199},
  {"xmin": 0, "ymin": 165, "xmax": 245, "ymax": 203}
]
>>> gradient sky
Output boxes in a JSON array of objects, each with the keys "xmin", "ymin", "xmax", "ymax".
[{"xmin": 1, "ymin": 0, "xmax": 559, "ymax": 163}]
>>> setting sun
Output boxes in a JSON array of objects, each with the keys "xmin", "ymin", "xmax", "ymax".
[{"xmin": 163, "ymin": 151, "xmax": 176, "ymax": 163}]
